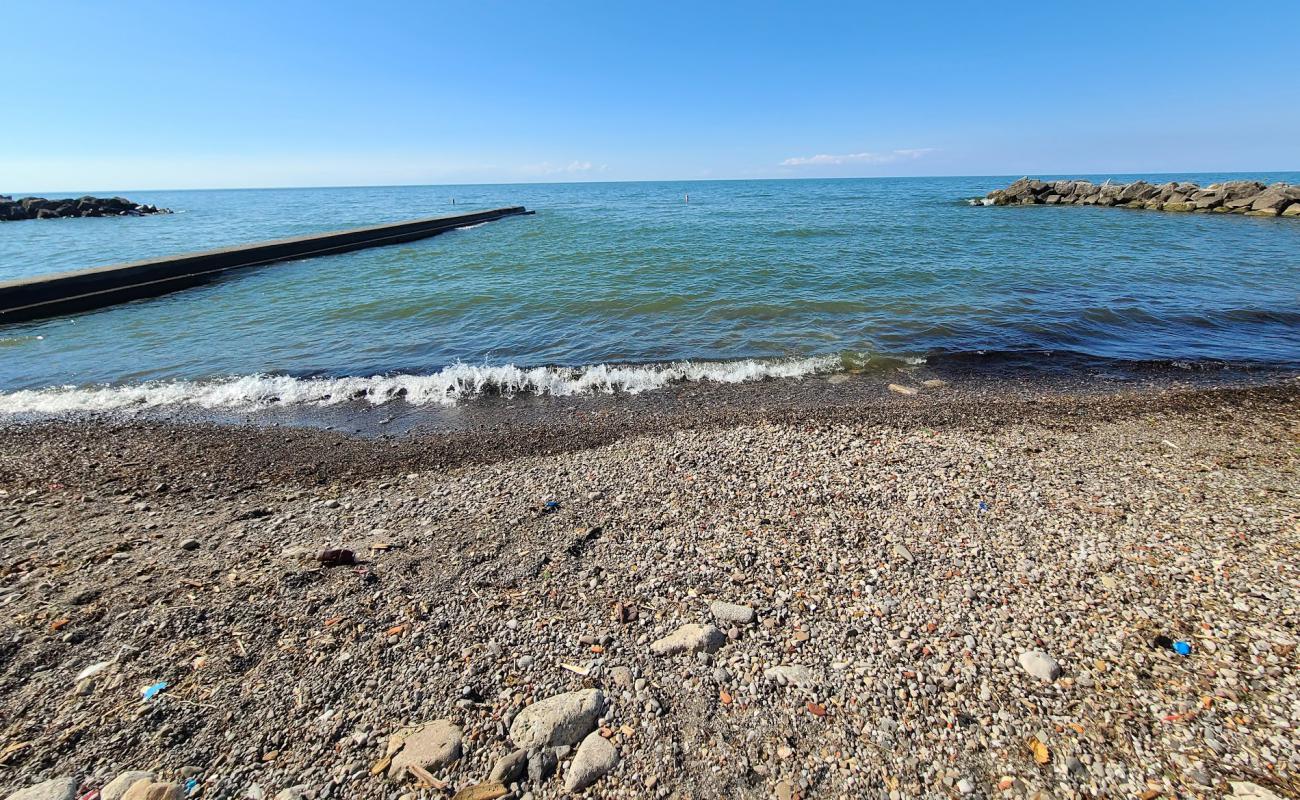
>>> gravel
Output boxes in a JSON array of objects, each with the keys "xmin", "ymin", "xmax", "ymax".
[{"xmin": 0, "ymin": 381, "xmax": 1298, "ymax": 799}]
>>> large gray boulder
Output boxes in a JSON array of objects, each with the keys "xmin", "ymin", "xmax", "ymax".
[
  {"xmin": 3, "ymin": 778, "xmax": 78, "ymax": 800},
  {"xmin": 508, "ymin": 688, "xmax": 605, "ymax": 750},
  {"xmin": 102, "ymin": 772, "xmax": 156, "ymax": 800},
  {"xmin": 1251, "ymin": 189, "xmax": 1294, "ymax": 211},
  {"xmin": 386, "ymin": 719, "xmax": 463, "ymax": 778},
  {"xmin": 564, "ymin": 731, "xmax": 619, "ymax": 792}
]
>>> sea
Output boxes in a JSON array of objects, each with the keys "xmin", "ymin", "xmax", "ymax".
[{"xmin": 1, "ymin": 174, "xmax": 1298, "ymax": 415}]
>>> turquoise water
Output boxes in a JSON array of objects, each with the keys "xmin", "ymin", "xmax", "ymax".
[{"xmin": 1, "ymin": 175, "xmax": 1298, "ymax": 410}]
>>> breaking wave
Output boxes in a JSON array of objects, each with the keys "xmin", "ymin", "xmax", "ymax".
[{"xmin": 0, "ymin": 356, "xmax": 842, "ymax": 415}]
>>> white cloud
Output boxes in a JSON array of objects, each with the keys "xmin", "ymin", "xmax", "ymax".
[
  {"xmin": 780, "ymin": 148, "xmax": 934, "ymax": 167},
  {"xmin": 520, "ymin": 160, "xmax": 606, "ymax": 176}
]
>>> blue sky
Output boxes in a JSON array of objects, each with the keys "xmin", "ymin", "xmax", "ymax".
[{"xmin": 3, "ymin": 2, "xmax": 1297, "ymax": 191}]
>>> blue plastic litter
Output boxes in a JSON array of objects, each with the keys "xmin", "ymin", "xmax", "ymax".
[
  {"xmin": 978, "ymin": 501, "xmax": 989, "ymax": 512},
  {"xmin": 184, "ymin": 777, "xmax": 199, "ymax": 794},
  {"xmin": 543, "ymin": 501, "xmax": 560, "ymax": 512},
  {"xmin": 1173, "ymin": 641, "xmax": 1192, "ymax": 656},
  {"xmin": 142, "ymin": 681, "xmax": 168, "ymax": 701}
]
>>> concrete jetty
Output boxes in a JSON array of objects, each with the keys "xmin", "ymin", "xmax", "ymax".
[{"xmin": 0, "ymin": 206, "xmax": 531, "ymax": 324}]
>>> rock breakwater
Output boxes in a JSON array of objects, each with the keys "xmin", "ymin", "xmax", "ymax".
[
  {"xmin": 0, "ymin": 194, "xmax": 171, "ymax": 222},
  {"xmin": 979, "ymin": 178, "xmax": 1300, "ymax": 217}
]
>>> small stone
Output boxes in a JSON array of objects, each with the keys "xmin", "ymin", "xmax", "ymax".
[
  {"xmin": 650, "ymin": 623, "xmax": 725, "ymax": 656},
  {"xmin": 1230, "ymin": 783, "xmax": 1284, "ymax": 800},
  {"xmin": 488, "ymin": 749, "xmax": 528, "ymax": 784},
  {"xmin": 709, "ymin": 600, "xmax": 755, "ymax": 625},
  {"xmin": 1018, "ymin": 650, "xmax": 1062, "ymax": 682},
  {"xmin": 892, "ymin": 543, "xmax": 915, "ymax": 563},
  {"xmin": 764, "ymin": 664, "xmax": 815, "ymax": 688},
  {"xmin": 526, "ymin": 748, "xmax": 557, "ymax": 783},
  {"xmin": 609, "ymin": 666, "xmax": 633, "ymax": 688},
  {"xmin": 509, "ymin": 688, "xmax": 605, "ymax": 749},
  {"xmin": 957, "ymin": 778, "xmax": 974, "ymax": 794},
  {"xmin": 564, "ymin": 731, "xmax": 619, "ymax": 792},
  {"xmin": 179, "ymin": 538, "xmax": 201, "ymax": 551},
  {"xmin": 386, "ymin": 719, "xmax": 463, "ymax": 777}
]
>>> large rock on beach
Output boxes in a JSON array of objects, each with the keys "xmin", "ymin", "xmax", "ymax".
[
  {"xmin": 508, "ymin": 688, "xmax": 605, "ymax": 749},
  {"xmin": 3, "ymin": 779, "xmax": 78, "ymax": 800},
  {"xmin": 120, "ymin": 782, "xmax": 182, "ymax": 800},
  {"xmin": 102, "ymin": 772, "xmax": 156, "ymax": 800},
  {"xmin": 564, "ymin": 731, "xmax": 620, "ymax": 792},
  {"xmin": 386, "ymin": 719, "xmax": 463, "ymax": 777}
]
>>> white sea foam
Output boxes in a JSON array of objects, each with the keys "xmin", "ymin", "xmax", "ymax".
[{"xmin": 0, "ymin": 356, "xmax": 842, "ymax": 415}]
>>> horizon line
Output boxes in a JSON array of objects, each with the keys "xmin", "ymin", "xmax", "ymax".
[{"xmin": 7, "ymin": 167, "xmax": 1299, "ymax": 196}]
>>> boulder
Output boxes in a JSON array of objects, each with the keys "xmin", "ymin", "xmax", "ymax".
[
  {"xmin": 1163, "ymin": 202, "xmax": 1195, "ymax": 212},
  {"xmin": 508, "ymin": 688, "xmax": 605, "ymax": 750},
  {"xmin": 1281, "ymin": 203, "xmax": 1300, "ymax": 217},
  {"xmin": 1250, "ymin": 190, "xmax": 1292, "ymax": 211},
  {"xmin": 386, "ymin": 719, "xmax": 463, "ymax": 778},
  {"xmin": 1221, "ymin": 180, "xmax": 1265, "ymax": 199},
  {"xmin": 564, "ymin": 731, "xmax": 619, "ymax": 792},
  {"xmin": 121, "ymin": 782, "xmax": 182, "ymax": 800},
  {"xmin": 1118, "ymin": 181, "xmax": 1154, "ymax": 201},
  {"xmin": 103, "ymin": 772, "xmax": 156, "ymax": 800},
  {"xmin": 1193, "ymin": 193, "xmax": 1223, "ymax": 210},
  {"xmin": 488, "ymin": 748, "xmax": 529, "ymax": 784},
  {"xmin": 2, "ymin": 779, "xmax": 78, "ymax": 800}
]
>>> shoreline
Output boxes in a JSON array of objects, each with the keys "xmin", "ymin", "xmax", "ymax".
[
  {"xmin": 1, "ymin": 379, "xmax": 1297, "ymax": 798},
  {"xmin": 3, "ymin": 373, "xmax": 1299, "ymax": 490}
]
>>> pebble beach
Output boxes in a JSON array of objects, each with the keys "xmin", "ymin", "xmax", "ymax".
[{"xmin": 0, "ymin": 380, "xmax": 1297, "ymax": 800}]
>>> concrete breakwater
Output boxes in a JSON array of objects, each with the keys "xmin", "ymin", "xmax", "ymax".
[
  {"xmin": 979, "ymin": 178, "xmax": 1300, "ymax": 217},
  {"xmin": 0, "ymin": 206, "xmax": 530, "ymax": 323},
  {"xmin": 0, "ymin": 194, "xmax": 171, "ymax": 221}
]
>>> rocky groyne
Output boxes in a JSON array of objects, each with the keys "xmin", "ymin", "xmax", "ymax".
[
  {"xmin": 979, "ymin": 178, "xmax": 1300, "ymax": 217},
  {"xmin": 0, "ymin": 194, "xmax": 171, "ymax": 222}
]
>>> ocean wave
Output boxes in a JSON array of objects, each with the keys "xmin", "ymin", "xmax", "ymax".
[{"xmin": 0, "ymin": 356, "xmax": 841, "ymax": 415}]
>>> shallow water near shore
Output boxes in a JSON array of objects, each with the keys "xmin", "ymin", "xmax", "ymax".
[{"xmin": 2, "ymin": 174, "xmax": 1299, "ymax": 413}]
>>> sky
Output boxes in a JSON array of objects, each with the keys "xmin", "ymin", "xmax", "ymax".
[{"xmin": 2, "ymin": 2, "xmax": 1298, "ymax": 192}]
